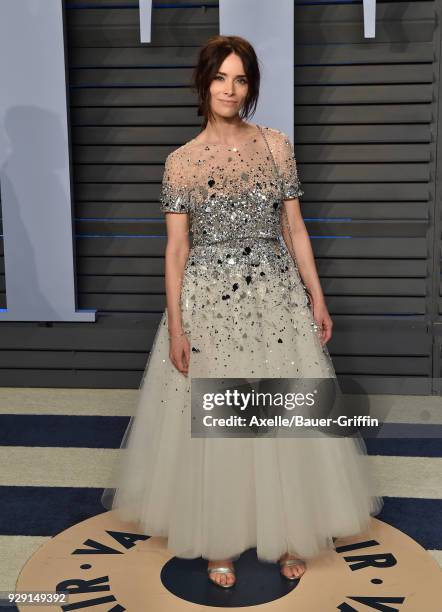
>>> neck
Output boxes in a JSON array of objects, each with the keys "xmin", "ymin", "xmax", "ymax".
[{"xmin": 199, "ymin": 117, "xmax": 251, "ymax": 145}]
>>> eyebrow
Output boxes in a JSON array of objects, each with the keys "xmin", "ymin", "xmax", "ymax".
[{"xmin": 216, "ymin": 71, "xmax": 248, "ymax": 78}]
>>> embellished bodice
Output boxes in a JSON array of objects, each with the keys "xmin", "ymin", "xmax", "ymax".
[
  {"xmin": 159, "ymin": 124, "xmax": 304, "ymax": 247},
  {"xmin": 159, "ymin": 123, "xmax": 311, "ymax": 326}
]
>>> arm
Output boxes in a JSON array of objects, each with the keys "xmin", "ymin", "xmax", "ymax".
[
  {"xmin": 275, "ymin": 130, "xmax": 333, "ymax": 344},
  {"xmin": 163, "ymin": 212, "xmax": 190, "ymax": 337},
  {"xmin": 282, "ymin": 198, "xmax": 325, "ymax": 307},
  {"xmin": 283, "ymin": 198, "xmax": 333, "ymax": 345},
  {"xmin": 159, "ymin": 151, "xmax": 192, "ymax": 374}
]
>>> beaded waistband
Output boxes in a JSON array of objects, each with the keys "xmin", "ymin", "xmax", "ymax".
[{"xmin": 192, "ymin": 235, "xmax": 279, "ymax": 247}]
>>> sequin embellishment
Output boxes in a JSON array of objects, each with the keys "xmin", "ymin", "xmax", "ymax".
[{"xmin": 160, "ymin": 124, "xmax": 333, "ymax": 379}]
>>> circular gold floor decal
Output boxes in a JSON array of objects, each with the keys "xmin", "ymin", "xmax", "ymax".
[{"xmin": 15, "ymin": 513, "xmax": 442, "ymax": 611}]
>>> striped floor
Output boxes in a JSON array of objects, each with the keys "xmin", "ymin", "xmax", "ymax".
[{"xmin": 1, "ymin": 388, "xmax": 441, "ymax": 599}]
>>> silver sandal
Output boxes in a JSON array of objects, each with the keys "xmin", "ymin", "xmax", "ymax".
[
  {"xmin": 207, "ymin": 565, "xmax": 236, "ymax": 588},
  {"xmin": 279, "ymin": 557, "xmax": 306, "ymax": 581}
]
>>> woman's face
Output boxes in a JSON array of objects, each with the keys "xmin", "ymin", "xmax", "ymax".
[{"xmin": 209, "ymin": 52, "xmax": 249, "ymax": 119}]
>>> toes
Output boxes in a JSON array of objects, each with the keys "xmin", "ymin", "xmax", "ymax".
[
  {"xmin": 282, "ymin": 562, "xmax": 305, "ymax": 578},
  {"xmin": 296, "ymin": 564, "xmax": 305, "ymax": 577},
  {"xmin": 208, "ymin": 561, "xmax": 235, "ymax": 586},
  {"xmin": 212, "ymin": 571, "xmax": 235, "ymax": 586}
]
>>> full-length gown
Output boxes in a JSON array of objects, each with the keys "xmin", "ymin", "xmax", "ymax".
[{"xmin": 101, "ymin": 123, "xmax": 383, "ymax": 563}]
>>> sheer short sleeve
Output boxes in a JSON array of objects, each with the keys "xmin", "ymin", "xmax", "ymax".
[
  {"xmin": 159, "ymin": 151, "xmax": 191, "ymax": 214},
  {"xmin": 274, "ymin": 130, "xmax": 304, "ymax": 200}
]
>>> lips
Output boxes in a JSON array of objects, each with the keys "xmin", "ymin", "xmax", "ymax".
[{"xmin": 221, "ymin": 100, "xmax": 237, "ymax": 105}]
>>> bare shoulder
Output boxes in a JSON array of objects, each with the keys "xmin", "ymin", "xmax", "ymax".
[
  {"xmin": 167, "ymin": 139, "xmax": 198, "ymax": 164},
  {"xmin": 167, "ymin": 144, "xmax": 183, "ymax": 160},
  {"xmin": 163, "ymin": 143, "xmax": 188, "ymax": 170},
  {"xmin": 260, "ymin": 125, "xmax": 292, "ymax": 148}
]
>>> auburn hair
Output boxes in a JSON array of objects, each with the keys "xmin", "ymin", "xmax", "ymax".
[{"xmin": 192, "ymin": 35, "xmax": 261, "ymax": 128}]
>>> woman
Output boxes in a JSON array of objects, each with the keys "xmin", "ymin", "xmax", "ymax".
[{"xmin": 101, "ymin": 35, "xmax": 383, "ymax": 589}]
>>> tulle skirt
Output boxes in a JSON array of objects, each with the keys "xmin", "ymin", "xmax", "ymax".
[{"xmin": 101, "ymin": 239, "xmax": 383, "ymax": 562}]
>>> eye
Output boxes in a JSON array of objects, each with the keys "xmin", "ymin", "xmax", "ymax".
[{"xmin": 214, "ymin": 75, "xmax": 247, "ymax": 84}]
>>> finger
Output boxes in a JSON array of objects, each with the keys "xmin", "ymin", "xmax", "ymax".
[
  {"xmin": 323, "ymin": 328, "xmax": 332, "ymax": 344},
  {"xmin": 181, "ymin": 347, "xmax": 189, "ymax": 369},
  {"xmin": 172, "ymin": 355, "xmax": 181, "ymax": 373},
  {"xmin": 182, "ymin": 348, "xmax": 188, "ymax": 370},
  {"xmin": 184, "ymin": 346, "xmax": 190, "ymax": 369},
  {"xmin": 179, "ymin": 351, "xmax": 188, "ymax": 374},
  {"xmin": 325, "ymin": 323, "xmax": 333, "ymax": 342}
]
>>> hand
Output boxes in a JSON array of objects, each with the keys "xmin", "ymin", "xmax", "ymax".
[
  {"xmin": 169, "ymin": 333, "xmax": 190, "ymax": 376},
  {"xmin": 310, "ymin": 298, "xmax": 333, "ymax": 346}
]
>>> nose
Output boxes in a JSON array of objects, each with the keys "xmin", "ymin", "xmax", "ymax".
[{"xmin": 224, "ymin": 80, "xmax": 235, "ymax": 95}]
